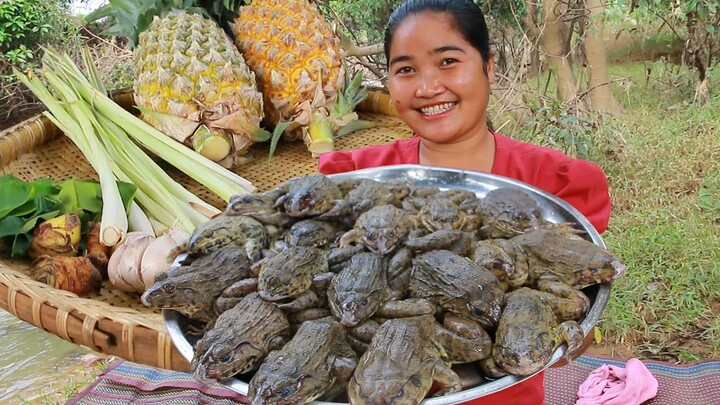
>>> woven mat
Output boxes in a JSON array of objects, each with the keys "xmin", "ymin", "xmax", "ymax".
[
  {"xmin": 545, "ymin": 354, "xmax": 720, "ymax": 405},
  {"xmin": 67, "ymin": 358, "xmax": 249, "ymax": 405}
]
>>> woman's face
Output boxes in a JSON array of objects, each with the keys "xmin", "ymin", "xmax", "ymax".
[{"xmin": 387, "ymin": 11, "xmax": 494, "ymax": 145}]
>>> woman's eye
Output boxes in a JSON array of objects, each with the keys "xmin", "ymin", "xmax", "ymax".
[
  {"xmin": 441, "ymin": 58, "xmax": 457, "ymax": 66},
  {"xmin": 396, "ymin": 66, "xmax": 413, "ymax": 74}
]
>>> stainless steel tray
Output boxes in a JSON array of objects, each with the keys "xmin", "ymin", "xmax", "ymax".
[{"xmin": 164, "ymin": 164, "xmax": 611, "ymax": 404}]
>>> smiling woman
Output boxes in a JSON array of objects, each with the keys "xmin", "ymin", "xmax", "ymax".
[{"xmin": 318, "ymin": 0, "xmax": 612, "ymax": 403}]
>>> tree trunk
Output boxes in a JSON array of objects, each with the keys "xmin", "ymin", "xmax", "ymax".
[
  {"xmin": 685, "ymin": 10, "xmax": 712, "ymax": 104},
  {"xmin": 584, "ymin": 0, "xmax": 624, "ymax": 115},
  {"xmin": 524, "ymin": 1, "xmax": 542, "ymax": 77},
  {"xmin": 539, "ymin": 0, "xmax": 581, "ymax": 103}
]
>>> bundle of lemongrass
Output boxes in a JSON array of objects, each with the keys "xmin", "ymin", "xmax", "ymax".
[{"xmin": 15, "ymin": 47, "xmax": 255, "ymax": 247}]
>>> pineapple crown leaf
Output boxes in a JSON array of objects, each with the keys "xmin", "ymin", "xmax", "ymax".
[{"xmin": 331, "ymin": 72, "xmax": 367, "ymax": 117}]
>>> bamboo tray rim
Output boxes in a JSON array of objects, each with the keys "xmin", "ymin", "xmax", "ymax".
[{"xmin": 0, "ymin": 87, "xmax": 401, "ymax": 371}]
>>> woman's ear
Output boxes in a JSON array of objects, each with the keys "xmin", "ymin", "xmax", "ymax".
[{"xmin": 486, "ymin": 48, "xmax": 496, "ymax": 85}]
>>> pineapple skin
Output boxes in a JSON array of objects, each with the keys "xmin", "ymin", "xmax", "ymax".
[
  {"xmin": 231, "ymin": 0, "xmax": 345, "ymax": 142},
  {"xmin": 133, "ymin": 10, "xmax": 265, "ymax": 165}
]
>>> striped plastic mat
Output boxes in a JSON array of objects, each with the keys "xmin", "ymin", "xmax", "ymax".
[
  {"xmin": 68, "ymin": 355, "xmax": 720, "ymax": 404},
  {"xmin": 546, "ymin": 354, "xmax": 720, "ymax": 405},
  {"xmin": 67, "ymin": 359, "xmax": 249, "ymax": 404}
]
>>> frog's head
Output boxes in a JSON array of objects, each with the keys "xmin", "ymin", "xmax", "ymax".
[
  {"xmin": 348, "ymin": 373, "xmax": 430, "ymax": 405},
  {"xmin": 494, "ymin": 332, "xmax": 555, "ymax": 376},
  {"xmin": 330, "ymin": 291, "xmax": 385, "ymax": 327},
  {"xmin": 250, "ymin": 367, "xmax": 327, "ymax": 405},
  {"xmin": 193, "ymin": 334, "xmax": 265, "ymax": 381},
  {"xmin": 467, "ymin": 293, "xmax": 505, "ymax": 331},
  {"xmin": 571, "ymin": 253, "xmax": 627, "ymax": 288},
  {"xmin": 227, "ymin": 194, "xmax": 274, "ymax": 215}
]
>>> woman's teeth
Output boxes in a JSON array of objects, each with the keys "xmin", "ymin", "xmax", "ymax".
[{"xmin": 420, "ymin": 102, "xmax": 455, "ymax": 116}]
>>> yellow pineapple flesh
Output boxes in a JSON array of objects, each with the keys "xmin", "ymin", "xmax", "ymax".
[
  {"xmin": 134, "ymin": 10, "xmax": 266, "ymax": 167},
  {"xmin": 231, "ymin": 0, "xmax": 353, "ymax": 156}
]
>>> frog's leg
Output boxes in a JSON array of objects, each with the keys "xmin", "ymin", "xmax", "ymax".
[
  {"xmin": 288, "ymin": 308, "xmax": 332, "ymax": 325},
  {"xmin": 278, "ymin": 290, "xmax": 322, "ymax": 312},
  {"xmin": 388, "ymin": 247, "xmax": 413, "ymax": 280},
  {"xmin": 536, "ymin": 279, "xmax": 591, "ymax": 321},
  {"xmin": 317, "ymin": 199, "xmax": 350, "ymax": 221},
  {"xmin": 427, "ymin": 358, "xmax": 463, "ymax": 396},
  {"xmin": 327, "ymin": 244, "xmax": 365, "ymax": 268},
  {"xmin": 245, "ymin": 240, "xmax": 264, "ymax": 263},
  {"xmin": 478, "ymin": 356, "xmax": 509, "ymax": 379},
  {"xmin": 312, "ymin": 272, "xmax": 336, "ymax": 293},
  {"xmin": 556, "ymin": 320, "xmax": 585, "ymax": 362},
  {"xmin": 214, "ymin": 279, "xmax": 259, "ymax": 314},
  {"xmin": 405, "ymin": 229, "xmax": 463, "ymax": 252},
  {"xmin": 328, "ymin": 342, "xmax": 359, "ymax": 383},
  {"xmin": 436, "ymin": 315, "xmax": 492, "ymax": 363},
  {"xmin": 338, "ymin": 230, "xmax": 359, "ymax": 248},
  {"xmin": 460, "ymin": 213, "xmax": 483, "ymax": 232},
  {"xmin": 375, "ymin": 298, "xmax": 437, "ymax": 318}
]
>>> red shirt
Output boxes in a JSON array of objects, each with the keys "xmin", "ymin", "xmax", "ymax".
[{"xmin": 318, "ymin": 133, "xmax": 611, "ymax": 404}]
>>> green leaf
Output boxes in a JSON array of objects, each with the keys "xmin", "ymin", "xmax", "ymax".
[
  {"xmin": 11, "ymin": 233, "xmax": 31, "ymax": 258},
  {"xmin": 0, "ymin": 216, "xmax": 24, "ymax": 238},
  {"xmin": 19, "ymin": 210, "xmax": 60, "ymax": 234},
  {"xmin": 0, "ymin": 174, "xmax": 31, "ymax": 218}
]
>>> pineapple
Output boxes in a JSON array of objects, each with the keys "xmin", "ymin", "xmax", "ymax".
[
  {"xmin": 133, "ymin": 10, "xmax": 268, "ymax": 167},
  {"xmin": 230, "ymin": 0, "xmax": 366, "ymax": 157}
]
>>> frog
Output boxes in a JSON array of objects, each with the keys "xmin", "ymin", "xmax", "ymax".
[
  {"xmin": 339, "ymin": 204, "xmax": 417, "ymax": 255},
  {"xmin": 141, "ymin": 248, "xmax": 253, "ymax": 323},
  {"xmin": 170, "ymin": 215, "xmax": 269, "ymax": 262},
  {"xmin": 248, "ymin": 317, "xmax": 357, "ymax": 405},
  {"xmin": 191, "ymin": 292, "xmax": 290, "ymax": 381},
  {"xmin": 329, "ymin": 252, "xmax": 437, "ymax": 326},
  {"xmin": 320, "ymin": 179, "xmax": 410, "ymax": 224},
  {"xmin": 252, "ymin": 246, "xmax": 333, "ymax": 312},
  {"xmin": 224, "ymin": 193, "xmax": 292, "ymax": 226},
  {"xmin": 415, "ymin": 197, "xmax": 482, "ymax": 233},
  {"xmin": 509, "ymin": 226, "xmax": 627, "ymax": 288},
  {"xmin": 410, "ymin": 250, "xmax": 506, "ymax": 331},
  {"xmin": 347, "ymin": 314, "xmax": 464, "ymax": 405},
  {"xmin": 478, "ymin": 187, "xmax": 544, "ymax": 239},
  {"xmin": 490, "ymin": 287, "xmax": 585, "ymax": 376},
  {"xmin": 276, "ymin": 219, "xmax": 342, "ymax": 250},
  {"xmin": 328, "ymin": 252, "xmax": 392, "ymax": 327},
  {"xmin": 472, "ymin": 238, "xmax": 525, "ymax": 290},
  {"xmin": 268, "ymin": 174, "xmax": 343, "ymax": 218}
]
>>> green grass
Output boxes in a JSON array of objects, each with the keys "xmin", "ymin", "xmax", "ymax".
[{"xmin": 569, "ymin": 63, "xmax": 719, "ymax": 362}]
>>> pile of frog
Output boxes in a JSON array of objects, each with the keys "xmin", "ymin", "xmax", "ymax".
[{"xmin": 140, "ymin": 173, "xmax": 627, "ymax": 405}]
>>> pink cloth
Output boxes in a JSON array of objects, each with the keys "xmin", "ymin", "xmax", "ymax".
[{"xmin": 576, "ymin": 358, "xmax": 658, "ymax": 405}]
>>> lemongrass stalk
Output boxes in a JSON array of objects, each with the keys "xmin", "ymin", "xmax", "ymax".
[
  {"xmin": 40, "ymin": 69, "xmax": 127, "ymax": 245},
  {"xmin": 96, "ymin": 114, "xmax": 220, "ymax": 216},
  {"xmin": 43, "ymin": 47, "xmax": 255, "ymax": 198},
  {"xmin": 15, "ymin": 68, "xmax": 127, "ymax": 245},
  {"xmin": 128, "ymin": 201, "xmax": 154, "ymax": 235}
]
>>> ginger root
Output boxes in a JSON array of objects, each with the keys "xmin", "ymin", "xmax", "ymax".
[{"xmin": 30, "ymin": 255, "xmax": 102, "ymax": 296}]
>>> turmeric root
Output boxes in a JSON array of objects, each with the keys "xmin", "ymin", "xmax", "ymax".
[
  {"xmin": 30, "ymin": 255, "xmax": 103, "ymax": 296},
  {"xmin": 86, "ymin": 221, "xmax": 112, "ymax": 279},
  {"xmin": 28, "ymin": 214, "xmax": 81, "ymax": 259}
]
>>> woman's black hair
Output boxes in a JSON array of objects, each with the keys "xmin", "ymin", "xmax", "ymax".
[{"xmin": 384, "ymin": 0, "xmax": 491, "ymax": 63}]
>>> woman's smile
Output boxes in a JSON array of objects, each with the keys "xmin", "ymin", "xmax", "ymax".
[{"xmin": 418, "ymin": 102, "xmax": 457, "ymax": 117}]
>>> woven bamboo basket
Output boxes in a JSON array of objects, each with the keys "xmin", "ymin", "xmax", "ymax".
[{"xmin": 0, "ymin": 88, "xmax": 411, "ymax": 372}]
